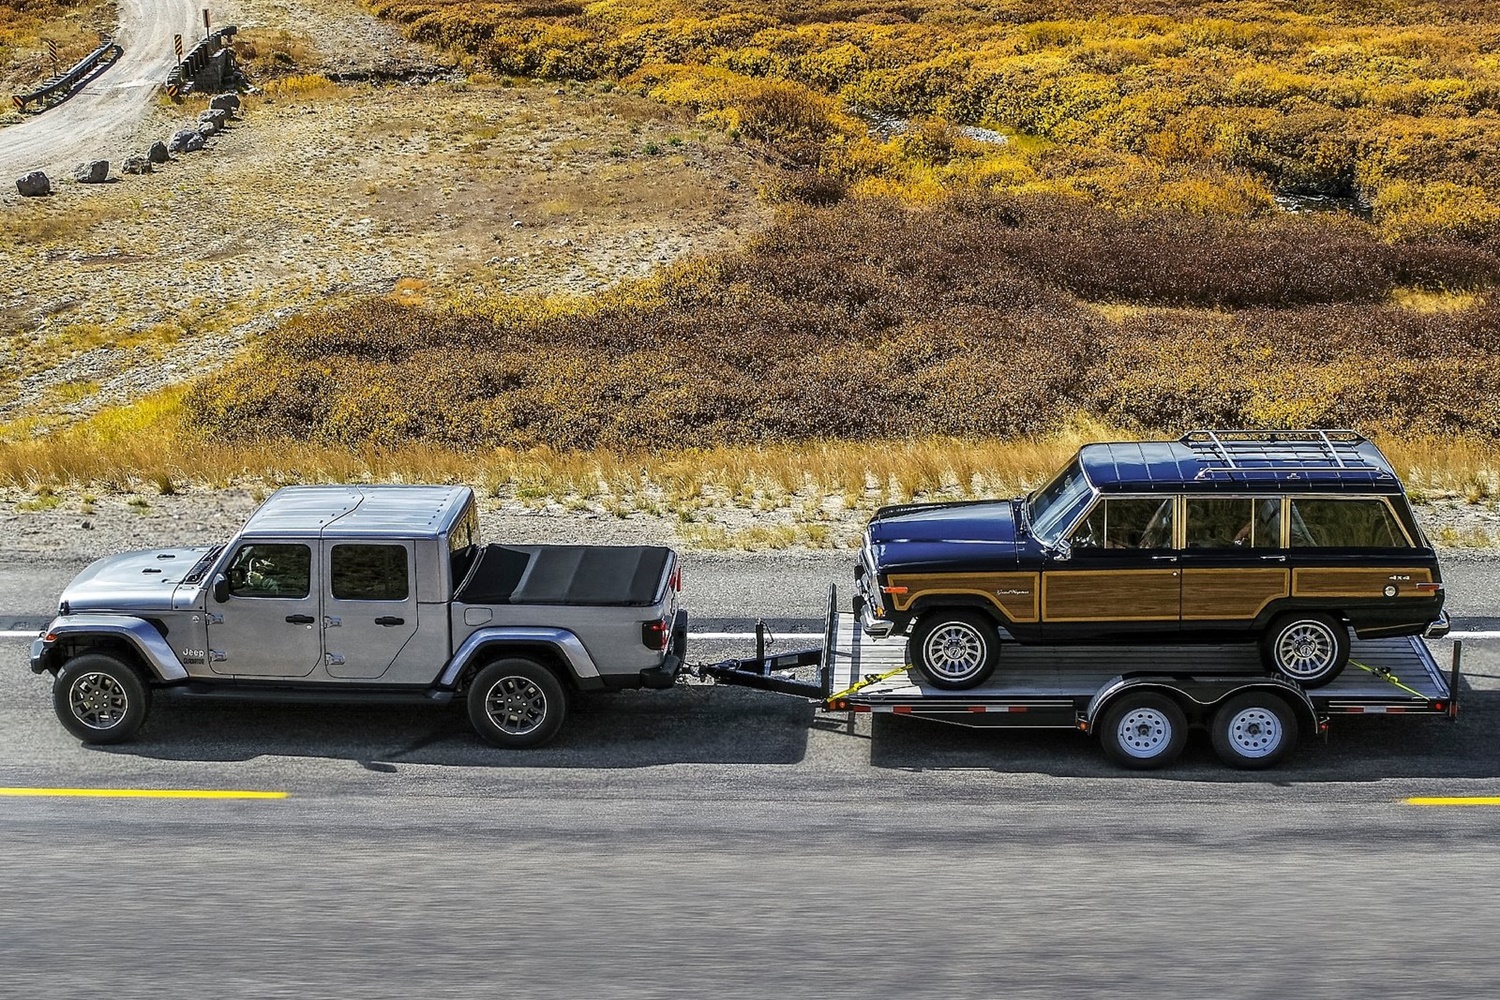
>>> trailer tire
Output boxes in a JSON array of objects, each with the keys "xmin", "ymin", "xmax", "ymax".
[
  {"xmin": 909, "ymin": 610, "xmax": 999, "ymax": 690},
  {"xmin": 1210, "ymin": 692, "xmax": 1298, "ymax": 770},
  {"xmin": 1262, "ymin": 613, "xmax": 1349, "ymax": 688},
  {"xmin": 53, "ymin": 653, "xmax": 151, "ymax": 744},
  {"xmin": 468, "ymin": 658, "xmax": 567, "ymax": 749},
  {"xmin": 1099, "ymin": 692, "xmax": 1187, "ymax": 770}
]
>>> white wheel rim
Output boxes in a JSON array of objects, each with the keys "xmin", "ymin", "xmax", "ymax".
[
  {"xmin": 484, "ymin": 676, "xmax": 548, "ymax": 736},
  {"xmin": 922, "ymin": 622, "xmax": 988, "ymax": 681},
  {"xmin": 1276, "ymin": 621, "xmax": 1338, "ymax": 679},
  {"xmin": 1226, "ymin": 707, "xmax": 1283, "ymax": 759},
  {"xmin": 69, "ymin": 672, "xmax": 129, "ymax": 730},
  {"xmin": 1116, "ymin": 707, "xmax": 1173, "ymax": 758}
]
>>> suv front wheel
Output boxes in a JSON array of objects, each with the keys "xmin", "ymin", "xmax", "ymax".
[
  {"xmin": 909, "ymin": 610, "xmax": 999, "ymax": 690},
  {"xmin": 1262, "ymin": 613, "xmax": 1349, "ymax": 688}
]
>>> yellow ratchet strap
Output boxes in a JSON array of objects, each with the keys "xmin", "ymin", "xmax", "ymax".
[
  {"xmin": 826, "ymin": 663, "xmax": 914, "ymax": 705},
  {"xmin": 1348, "ymin": 659, "xmax": 1428, "ymax": 699}
]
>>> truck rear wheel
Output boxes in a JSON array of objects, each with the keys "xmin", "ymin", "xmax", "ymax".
[
  {"xmin": 1262, "ymin": 613, "xmax": 1349, "ymax": 688},
  {"xmin": 1211, "ymin": 692, "xmax": 1298, "ymax": 770},
  {"xmin": 53, "ymin": 653, "xmax": 151, "ymax": 744},
  {"xmin": 1099, "ymin": 692, "xmax": 1187, "ymax": 770},
  {"xmin": 467, "ymin": 658, "xmax": 567, "ymax": 749},
  {"xmin": 909, "ymin": 610, "xmax": 999, "ymax": 690}
]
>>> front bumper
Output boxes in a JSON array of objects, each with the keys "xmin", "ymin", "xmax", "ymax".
[
  {"xmin": 858, "ymin": 594, "xmax": 895, "ymax": 638},
  {"xmin": 1425, "ymin": 611, "xmax": 1451, "ymax": 639},
  {"xmin": 30, "ymin": 636, "xmax": 52, "ymax": 675}
]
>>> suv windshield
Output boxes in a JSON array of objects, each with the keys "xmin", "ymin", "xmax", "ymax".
[{"xmin": 1029, "ymin": 460, "xmax": 1094, "ymax": 543}]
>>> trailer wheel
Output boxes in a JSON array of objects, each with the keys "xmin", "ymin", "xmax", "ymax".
[
  {"xmin": 909, "ymin": 610, "xmax": 998, "ymax": 690},
  {"xmin": 1099, "ymin": 692, "xmax": 1187, "ymax": 770},
  {"xmin": 1262, "ymin": 613, "xmax": 1349, "ymax": 688},
  {"xmin": 53, "ymin": 653, "xmax": 152, "ymax": 744},
  {"xmin": 468, "ymin": 658, "xmax": 567, "ymax": 749},
  {"xmin": 1210, "ymin": 692, "xmax": 1298, "ymax": 770}
]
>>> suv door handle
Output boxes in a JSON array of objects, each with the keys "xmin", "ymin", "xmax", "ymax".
[
  {"xmin": 1151, "ymin": 555, "xmax": 1178, "ymax": 562},
  {"xmin": 374, "ymin": 616, "xmax": 405, "ymax": 627},
  {"xmin": 1261, "ymin": 555, "xmax": 1287, "ymax": 562},
  {"xmin": 285, "ymin": 614, "xmax": 315, "ymax": 624}
]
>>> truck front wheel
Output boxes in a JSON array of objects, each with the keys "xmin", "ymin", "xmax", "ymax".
[
  {"xmin": 467, "ymin": 658, "xmax": 567, "ymax": 749},
  {"xmin": 909, "ymin": 610, "xmax": 999, "ymax": 690},
  {"xmin": 53, "ymin": 653, "xmax": 151, "ymax": 744}
]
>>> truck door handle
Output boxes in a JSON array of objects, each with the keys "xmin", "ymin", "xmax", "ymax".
[
  {"xmin": 374, "ymin": 616, "xmax": 405, "ymax": 627},
  {"xmin": 285, "ymin": 614, "xmax": 315, "ymax": 624}
]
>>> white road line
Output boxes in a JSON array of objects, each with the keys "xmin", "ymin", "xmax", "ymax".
[
  {"xmin": 689, "ymin": 632, "xmax": 824, "ymax": 641},
  {"xmin": 1, "ymin": 631, "xmax": 39, "ymax": 638}
]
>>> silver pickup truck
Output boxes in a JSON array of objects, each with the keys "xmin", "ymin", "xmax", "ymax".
[{"xmin": 30, "ymin": 485, "xmax": 686, "ymax": 748}]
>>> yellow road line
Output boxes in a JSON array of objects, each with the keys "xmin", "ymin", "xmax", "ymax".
[
  {"xmin": 0, "ymin": 787, "xmax": 287, "ymax": 800},
  {"xmin": 1405, "ymin": 796, "xmax": 1500, "ymax": 807}
]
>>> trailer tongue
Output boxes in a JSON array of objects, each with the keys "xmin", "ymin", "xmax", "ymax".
[{"xmin": 696, "ymin": 587, "xmax": 1461, "ymax": 770}]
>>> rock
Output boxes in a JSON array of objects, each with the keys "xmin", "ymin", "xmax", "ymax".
[
  {"xmin": 209, "ymin": 92, "xmax": 241, "ymax": 113},
  {"xmin": 199, "ymin": 108, "xmax": 231, "ymax": 129},
  {"xmin": 122, "ymin": 156, "xmax": 153, "ymax": 175},
  {"xmin": 198, "ymin": 120, "xmax": 217, "ymax": 137},
  {"xmin": 148, "ymin": 140, "xmax": 170, "ymax": 163},
  {"xmin": 72, "ymin": 160, "xmax": 109, "ymax": 184},
  {"xmin": 169, "ymin": 128, "xmax": 199, "ymax": 153},
  {"xmin": 15, "ymin": 171, "xmax": 50, "ymax": 196},
  {"xmin": 184, "ymin": 132, "xmax": 206, "ymax": 152}
]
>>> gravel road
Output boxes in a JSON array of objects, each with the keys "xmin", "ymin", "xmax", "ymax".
[{"xmin": 0, "ymin": 0, "xmax": 204, "ymax": 178}]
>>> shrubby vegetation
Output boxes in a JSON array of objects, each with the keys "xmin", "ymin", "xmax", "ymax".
[
  {"xmin": 367, "ymin": 0, "xmax": 1500, "ymax": 242},
  {"xmin": 189, "ymin": 195, "xmax": 1500, "ymax": 449}
]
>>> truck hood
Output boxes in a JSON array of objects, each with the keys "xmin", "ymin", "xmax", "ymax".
[
  {"xmin": 865, "ymin": 500, "xmax": 1023, "ymax": 569},
  {"xmin": 59, "ymin": 547, "xmax": 213, "ymax": 613}
]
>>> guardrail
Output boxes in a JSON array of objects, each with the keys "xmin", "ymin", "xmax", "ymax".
[
  {"xmin": 165, "ymin": 26, "xmax": 237, "ymax": 98},
  {"xmin": 11, "ymin": 37, "xmax": 120, "ymax": 114}
]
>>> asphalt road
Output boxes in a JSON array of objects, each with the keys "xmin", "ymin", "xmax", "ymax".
[
  {"xmin": 1, "ymin": 0, "xmax": 203, "ymax": 178},
  {"xmin": 3, "ymin": 553, "xmax": 1499, "ymax": 997}
]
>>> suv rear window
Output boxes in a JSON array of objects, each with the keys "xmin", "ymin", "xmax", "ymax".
[
  {"xmin": 1185, "ymin": 498, "xmax": 1281, "ymax": 550},
  {"xmin": 1289, "ymin": 499, "xmax": 1409, "ymax": 548}
]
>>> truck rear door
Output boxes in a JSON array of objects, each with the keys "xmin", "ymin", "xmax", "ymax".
[{"xmin": 321, "ymin": 540, "xmax": 419, "ymax": 680}]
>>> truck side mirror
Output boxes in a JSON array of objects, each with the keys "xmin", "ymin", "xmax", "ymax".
[{"xmin": 212, "ymin": 575, "xmax": 229, "ymax": 603}]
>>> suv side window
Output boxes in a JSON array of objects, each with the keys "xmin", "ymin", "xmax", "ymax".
[
  {"xmin": 1289, "ymin": 499, "xmax": 1409, "ymax": 548},
  {"xmin": 1185, "ymin": 498, "xmax": 1282, "ymax": 549},
  {"xmin": 331, "ymin": 544, "xmax": 409, "ymax": 601},
  {"xmin": 1072, "ymin": 498, "xmax": 1175, "ymax": 550},
  {"xmin": 226, "ymin": 543, "xmax": 312, "ymax": 598}
]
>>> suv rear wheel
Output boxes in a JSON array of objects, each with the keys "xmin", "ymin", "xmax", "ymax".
[
  {"xmin": 909, "ymin": 610, "xmax": 999, "ymax": 690},
  {"xmin": 467, "ymin": 658, "xmax": 568, "ymax": 749},
  {"xmin": 1262, "ymin": 613, "xmax": 1349, "ymax": 688},
  {"xmin": 53, "ymin": 653, "xmax": 152, "ymax": 744}
]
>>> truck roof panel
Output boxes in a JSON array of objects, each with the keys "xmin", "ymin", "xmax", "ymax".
[{"xmin": 243, "ymin": 484, "xmax": 473, "ymax": 538}]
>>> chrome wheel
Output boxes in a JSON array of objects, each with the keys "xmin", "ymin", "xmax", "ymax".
[
  {"xmin": 68, "ymin": 672, "xmax": 130, "ymax": 731},
  {"xmin": 1225, "ymin": 707, "xmax": 1283, "ymax": 759},
  {"xmin": 1275, "ymin": 621, "xmax": 1338, "ymax": 680},
  {"xmin": 921, "ymin": 621, "xmax": 988, "ymax": 682},
  {"xmin": 484, "ymin": 675, "xmax": 548, "ymax": 736},
  {"xmin": 1115, "ymin": 707, "xmax": 1173, "ymax": 759}
]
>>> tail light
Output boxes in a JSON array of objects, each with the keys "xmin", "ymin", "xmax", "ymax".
[
  {"xmin": 642, "ymin": 619, "xmax": 669, "ymax": 651},
  {"xmin": 669, "ymin": 566, "xmax": 682, "ymax": 592}
]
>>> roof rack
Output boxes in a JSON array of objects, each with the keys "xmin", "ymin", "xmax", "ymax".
[{"xmin": 1179, "ymin": 429, "xmax": 1389, "ymax": 481}]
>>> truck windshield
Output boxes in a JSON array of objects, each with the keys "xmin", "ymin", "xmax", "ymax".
[{"xmin": 1028, "ymin": 460, "xmax": 1094, "ymax": 544}]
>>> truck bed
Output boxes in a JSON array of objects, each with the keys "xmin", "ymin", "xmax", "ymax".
[{"xmin": 456, "ymin": 544, "xmax": 672, "ymax": 606}]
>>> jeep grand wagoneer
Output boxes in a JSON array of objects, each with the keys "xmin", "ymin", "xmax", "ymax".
[{"xmin": 856, "ymin": 430, "xmax": 1448, "ymax": 689}]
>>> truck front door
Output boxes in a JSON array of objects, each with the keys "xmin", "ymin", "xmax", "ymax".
[
  {"xmin": 321, "ymin": 540, "xmax": 419, "ymax": 680},
  {"xmin": 207, "ymin": 539, "xmax": 322, "ymax": 677}
]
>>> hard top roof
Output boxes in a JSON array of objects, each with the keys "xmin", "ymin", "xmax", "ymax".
[
  {"xmin": 241, "ymin": 485, "xmax": 474, "ymax": 538},
  {"xmin": 1078, "ymin": 430, "xmax": 1401, "ymax": 493}
]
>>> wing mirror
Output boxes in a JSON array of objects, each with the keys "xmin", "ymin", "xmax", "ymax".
[
  {"xmin": 211, "ymin": 575, "xmax": 229, "ymax": 603},
  {"xmin": 1051, "ymin": 538, "xmax": 1072, "ymax": 562}
]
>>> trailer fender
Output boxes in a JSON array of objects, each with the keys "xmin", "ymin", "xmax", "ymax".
[
  {"xmin": 439, "ymin": 627, "xmax": 603, "ymax": 691},
  {"xmin": 1085, "ymin": 675, "xmax": 1317, "ymax": 736},
  {"xmin": 37, "ymin": 614, "xmax": 189, "ymax": 682}
]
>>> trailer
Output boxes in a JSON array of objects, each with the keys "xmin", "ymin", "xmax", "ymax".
[{"xmin": 697, "ymin": 588, "xmax": 1462, "ymax": 770}]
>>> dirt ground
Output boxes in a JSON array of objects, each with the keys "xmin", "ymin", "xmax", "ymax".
[{"xmin": 0, "ymin": 0, "xmax": 773, "ymax": 430}]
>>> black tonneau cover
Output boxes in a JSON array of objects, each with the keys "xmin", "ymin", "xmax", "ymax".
[{"xmin": 456, "ymin": 544, "xmax": 672, "ymax": 606}]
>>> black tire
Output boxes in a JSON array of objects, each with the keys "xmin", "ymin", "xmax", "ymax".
[
  {"xmin": 1261, "ymin": 613, "xmax": 1349, "ymax": 688},
  {"xmin": 53, "ymin": 653, "xmax": 151, "ymax": 744},
  {"xmin": 909, "ymin": 610, "xmax": 999, "ymax": 690},
  {"xmin": 1099, "ymin": 692, "xmax": 1188, "ymax": 770},
  {"xmin": 1210, "ymin": 692, "xmax": 1298, "ymax": 770},
  {"xmin": 467, "ymin": 658, "xmax": 568, "ymax": 749}
]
